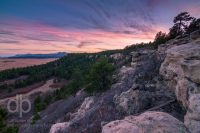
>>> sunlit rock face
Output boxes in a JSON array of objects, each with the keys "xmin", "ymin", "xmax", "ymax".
[
  {"xmin": 102, "ymin": 111, "xmax": 189, "ymax": 133},
  {"xmin": 184, "ymin": 94, "xmax": 200, "ymax": 133},
  {"xmin": 160, "ymin": 41, "xmax": 200, "ymax": 108},
  {"xmin": 159, "ymin": 35, "xmax": 200, "ymax": 133}
]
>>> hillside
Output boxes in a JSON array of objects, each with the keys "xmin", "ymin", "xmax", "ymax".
[{"xmin": 4, "ymin": 31, "xmax": 197, "ymax": 133}]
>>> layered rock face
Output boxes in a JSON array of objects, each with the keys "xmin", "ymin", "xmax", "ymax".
[
  {"xmin": 160, "ymin": 42, "xmax": 200, "ymax": 107},
  {"xmin": 103, "ymin": 35, "xmax": 200, "ymax": 133},
  {"xmin": 160, "ymin": 36, "xmax": 200, "ymax": 133},
  {"xmin": 102, "ymin": 111, "xmax": 189, "ymax": 133}
]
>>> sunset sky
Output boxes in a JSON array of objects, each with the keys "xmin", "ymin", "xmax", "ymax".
[{"xmin": 0, "ymin": 0, "xmax": 200, "ymax": 57}]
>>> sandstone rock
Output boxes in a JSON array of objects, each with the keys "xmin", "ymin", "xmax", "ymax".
[
  {"xmin": 130, "ymin": 51, "xmax": 140, "ymax": 58},
  {"xmin": 110, "ymin": 53, "xmax": 123, "ymax": 60},
  {"xmin": 114, "ymin": 89, "xmax": 152, "ymax": 114},
  {"xmin": 173, "ymin": 36, "xmax": 190, "ymax": 45},
  {"xmin": 49, "ymin": 96, "xmax": 95, "ymax": 133},
  {"xmin": 176, "ymin": 79, "xmax": 199, "ymax": 107},
  {"xmin": 160, "ymin": 40, "xmax": 200, "ymax": 132},
  {"xmin": 102, "ymin": 111, "xmax": 189, "ymax": 133},
  {"xmin": 184, "ymin": 94, "xmax": 200, "ymax": 133},
  {"xmin": 181, "ymin": 59, "xmax": 200, "ymax": 84},
  {"xmin": 50, "ymin": 123, "xmax": 69, "ymax": 133},
  {"xmin": 160, "ymin": 42, "xmax": 200, "ymax": 108},
  {"xmin": 70, "ymin": 96, "xmax": 95, "ymax": 120},
  {"xmin": 190, "ymin": 30, "xmax": 200, "ymax": 40},
  {"xmin": 118, "ymin": 66, "xmax": 136, "ymax": 82}
]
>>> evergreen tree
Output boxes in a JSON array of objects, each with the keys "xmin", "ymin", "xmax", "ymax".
[
  {"xmin": 169, "ymin": 12, "xmax": 193, "ymax": 38},
  {"xmin": 154, "ymin": 31, "xmax": 168, "ymax": 47},
  {"xmin": 85, "ymin": 58, "xmax": 115, "ymax": 93},
  {"xmin": 186, "ymin": 18, "xmax": 200, "ymax": 33}
]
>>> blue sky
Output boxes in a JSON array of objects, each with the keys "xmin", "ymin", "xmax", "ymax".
[{"xmin": 0, "ymin": 0, "xmax": 200, "ymax": 56}]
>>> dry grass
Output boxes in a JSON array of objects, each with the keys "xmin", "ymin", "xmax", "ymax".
[{"xmin": 0, "ymin": 58, "xmax": 57, "ymax": 71}]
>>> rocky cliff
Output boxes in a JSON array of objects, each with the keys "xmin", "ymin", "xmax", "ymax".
[
  {"xmin": 160, "ymin": 33, "xmax": 200, "ymax": 133},
  {"xmin": 21, "ymin": 31, "xmax": 200, "ymax": 133}
]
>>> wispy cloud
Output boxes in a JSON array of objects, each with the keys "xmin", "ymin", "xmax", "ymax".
[
  {"xmin": 0, "ymin": 30, "xmax": 15, "ymax": 35},
  {"xmin": 0, "ymin": 40, "xmax": 19, "ymax": 44}
]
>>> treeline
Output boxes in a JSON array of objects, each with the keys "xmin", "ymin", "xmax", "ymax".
[{"xmin": 154, "ymin": 12, "xmax": 200, "ymax": 47}]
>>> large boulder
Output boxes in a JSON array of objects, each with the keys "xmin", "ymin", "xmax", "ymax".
[
  {"xmin": 184, "ymin": 94, "xmax": 200, "ymax": 133},
  {"xmin": 102, "ymin": 111, "xmax": 189, "ymax": 133}
]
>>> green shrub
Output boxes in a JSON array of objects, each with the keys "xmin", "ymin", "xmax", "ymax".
[
  {"xmin": 85, "ymin": 58, "xmax": 115, "ymax": 93},
  {"xmin": 34, "ymin": 96, "xmax": 46, "ymax": 113},
  {"xmin": 153, "ymin": 31, "xmax": 168, "ymax": 48}
]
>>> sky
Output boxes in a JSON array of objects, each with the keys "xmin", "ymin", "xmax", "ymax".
[{"xmin": 0, "ymin": 0, "xmax": 200, "ymax": 57}]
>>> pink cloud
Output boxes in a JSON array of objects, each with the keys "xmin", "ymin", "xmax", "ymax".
[
  {"xmin": 186, "ymin": 5, "xmax": 200, "ymax": 18},
  {"xmin": 0, "ymin": 18, "xmax": 167, "ymax": 54}
]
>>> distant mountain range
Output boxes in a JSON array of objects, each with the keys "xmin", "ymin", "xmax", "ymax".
[{"xmin": 9, "ymin": 52, "xmax": 67, "ymax": 58}]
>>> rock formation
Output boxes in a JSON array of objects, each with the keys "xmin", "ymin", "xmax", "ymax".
[
  {"xmin": 21, "ymin": 32, "xmax": 200, "ymax": 133},
  {"xmin": 49, "ymin": 96, "xmax": 95, "ymax": 133},
  {"xmin": 160, "ymin": 35, "xmax": 200, "ymax": 133},
  {"xmin": 160, "ymin": 41, "xmax": 200, "ymax": 108},
  {"xmin": 184, "ymin": 94, "xmax": 200, "ymax": 133}
]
